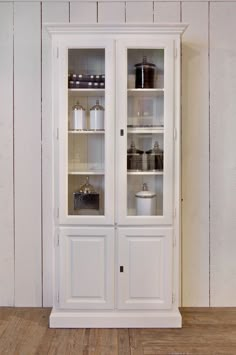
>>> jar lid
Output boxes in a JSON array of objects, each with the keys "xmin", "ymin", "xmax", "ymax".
[
  {"xmin": 127, "ymin": 141, "xmax": 143, "ymax": 155},
  {"xmin": 146, "ymin": 141, "xmax": 163, "ymax": 155},
  {"xmin": 79, "ymin": 177, "xmax": 97, "ymax": 194},
  {"xmin": 72, "ymin": 101, "xmax": 85, "ymax": 111},
  {"xmin": 135, "ymin": 183, "xmax": 156, "ymax": 198},
  {"xmin": 134, "ymin": 56, "xmax": 156, "ymax": 69},
  {"xmin": 90, "ymin": 100, "xmax": 105, "ymax": 111}
]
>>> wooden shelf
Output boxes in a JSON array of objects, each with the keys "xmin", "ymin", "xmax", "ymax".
[
  {"xmin": 127, "ymin": 171, "xmax": 163, "ymax": 176},
  {"xmin": 68, "ymin": 171, "xmax": 104, "ymax": 176},
  {"xmin": 127, "ymin": 127, "xmax": 164, "ymax": 134},
  {"xmin": 68, "ymin": 130, "xmax": 105, "ymax": 134},
  {"xmin": 128, "ymin": 88, "xmax": 164, "ymax": 97},
  {"xmin": 68, "ymin": 89, "xmax": 105, "ymax": 97}
]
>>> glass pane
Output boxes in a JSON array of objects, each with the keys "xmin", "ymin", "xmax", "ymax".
[
  {"xmin": 67, "ymin": 49, "xmax": 105, "ymax": 216},
  {"xmin": 127, "ymin": 48, "xmax": 165, "ymax": 217}
]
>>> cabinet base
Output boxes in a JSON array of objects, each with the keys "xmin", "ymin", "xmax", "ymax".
[{"xmin": 49, "ymin": 309, "xmax": 182, "ymax": 328}]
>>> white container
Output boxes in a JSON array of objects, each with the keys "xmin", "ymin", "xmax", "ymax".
[
  {"xmin": 71, "ymin": 102, "xmax": 86, "ymax": 130},
  {"xmin": 89, "ymin": 100, "xmax": 104, "ymax": 130},
  {"xmin": 135, "ymin": 183, "xmax": 156, "ymax": 216}
]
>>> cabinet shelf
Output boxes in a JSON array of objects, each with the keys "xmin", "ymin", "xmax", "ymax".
[
  {"xmin": 68, "ymin": 171, "xmax": 104, "ymax": 175},
  {"xmin": 127, "ymin": 171, "xmax": 163, "ymax": 176},
  {"xmin": 128, "ymin": 89, "xmax": 164, "ymax": 97},
  {"xmin": 127, "ymin": 127, "xmax": 164, "ymax": 134},
  {"xmin": 68, "ymin": 130, "xmax": 105, "ymax": 134},
  {"xmin": 68, "ymin": 89, "xmax": 105, "ymax": 97}
]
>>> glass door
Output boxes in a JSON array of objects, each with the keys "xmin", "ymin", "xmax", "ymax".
[
  {"xmin": 116, "ymin": 38, "xmax": 174, "ymax": 225},
  {"xmin": 57, "ymin": 38, "xmax": 114, "ymax": 224}
]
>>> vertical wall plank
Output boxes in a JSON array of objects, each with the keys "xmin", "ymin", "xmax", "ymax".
[
  {"xmin": 70, "ymin": 2, "xmax": 97, "ymax": 23},
  {"xmin": 98, "ymin": 2, "xmax": 125, "ymax": 23},
  {"xmin": 126, "ymin": 1, "xmax": 153, "ymax": 23},
  {"xmin": 210, "ymin": 2, "xmax": 236, "ymax": 306},
  {"xmin": 14, "ymin": 2, "xmax": 41, "ymax": 306},
  {"xmin": 182, "ymin": 2, "xmax": 209, "ymax": 306},
  {"xmin": 42, "ymin": 2, "xmax": 69, "ymax": 307},
  {"xmin": 0, "ymin": 3, "xmax": 14, "ymax": 306},
  {"xmin": 154, "ymin": 2, "xmax": 180, "ymax": 23}
]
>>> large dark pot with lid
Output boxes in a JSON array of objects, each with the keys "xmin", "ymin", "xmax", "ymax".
[
  {"xmin": 135, "ymin": 56, "xmax": 156, "ymax": 89},
  {"xmin": 146, "ymin": 141, "xmax": 164, "ymax": 171},
  {"xmin": 127, "ymin": 141, "xmax": 143, "ymax": 171}
]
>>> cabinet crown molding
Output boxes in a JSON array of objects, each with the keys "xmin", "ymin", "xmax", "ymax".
[{"xmin": 45, "ymin": 23, "xmax": 188, "ymax": 36}]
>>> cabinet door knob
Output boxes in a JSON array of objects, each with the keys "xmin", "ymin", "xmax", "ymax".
[{"xmin": 120, "ymin": 266, "xmax": 124, "ymax": 272}]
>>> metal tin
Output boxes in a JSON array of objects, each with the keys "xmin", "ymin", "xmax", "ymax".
[
  {"xmin": 71, "ymin": 101, "xmax": 86, "ymax": 130},
  {"xmin": 89, "ymin": 100, "xmax": 105, "ymax": 130},
  {"xmin": 135, "ymin": 183, "xmax": 156, "ymax": 216}
]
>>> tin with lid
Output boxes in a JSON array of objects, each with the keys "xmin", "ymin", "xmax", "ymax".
[
  {"xmin": 89, "ymin": 100, "xmax": 105, "ymax": 130},
  {"xmin": 71, "ymin": 101, "xmax": 86, "ymax": 130},
  {"xmin": 73, "ymin": 177, "xmax": 99, "ymax": 210},
  {"xmin": 135, "ymin": 183, "xmax": 156, "ymax": 216},
  {"xmin": 135, "ymin": 56, "xmax": 156, "ymax": 89}
]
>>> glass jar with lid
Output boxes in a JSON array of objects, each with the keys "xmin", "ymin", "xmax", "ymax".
[
  {"xmin": 73, "ymin": 177, "xmax": 99, "ymax": 210},
  {"xmin": 135, "ymin": 183, "xmax": 156, "ymax": 216},
  {"xmin": 71, "ymin": 101, "xmax": 86, "ymax": 130},
  {"xmin": 127, "ymin": 141, "xmax": 143, "ymax": 171},
  {"xmin": 146, "ymin": 141, "xmax": 164, "ymax": 171},
  {"xmin": 89, "ymin": 100, "xmax": 105, "ymax": 130},
  {"xmin": 135, "ymin": 56, "xmax": 156, "ymax": 89}
]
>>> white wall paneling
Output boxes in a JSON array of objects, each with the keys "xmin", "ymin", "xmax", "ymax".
[
  {"xmin": 42, "ymin": 2, "xmax": 69, "ymax": 306},
  {"xmin": 126, "ymin": 1, "xmax": 154, "ymax": 23},
  {"xmin": 14, "ymin": 2, "xmax": 42, "ymax": 306},
  {"xmin": 154, "ymin": 2, "xmax": 180, "ymax": 23},
  {"xmin": 70, "ymin": 2, "xmax": 97, "ymax": 23},
  {"xmin": 0, "ymin": 3, "xmax": 14, "ymax": 306},
  {"xmin": 181, "ymin": 2, "xmax": 209, "ymax": 306},
  {"xmin": 98, "ymin": 2, "xmax": 125, "ymax": 23},
  {"xmin": 210, "ymin": 2, "xmax": 236, "ymax": 306}
]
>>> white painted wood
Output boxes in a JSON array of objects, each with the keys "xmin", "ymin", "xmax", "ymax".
[
  {"xmin": 181, "ymin": 2, "xmax": 209, "ymax": 306},
  {"xmin": 116, "ymin": 37, "xmax": 175, "ymax": 225},
  {"xmin": 58, "ymin": 228, "xmax": 114, "ymax": 309},
  {"xmin": 42, "ymin": 2, "xmax": 69, "ymax": 307},
  {"xmin": 50, "ymin": 310, "xmax": 182, "ymax": 328},
  {"xmin": 0, "ymin": 3, "xmax": 14, "ymax": 306},
  {"xmin": 126, "ymin": 1, "xmax": 153, "ymax": 23},
  {"xmin": 14, "ymin": 2, "xmax": 42, "ymax": 306},
  {"xmin": 98, "ymin": 2, "xmax": 125, "ymax": 23},
  {"xmin": 70, "ymin": 2, "xmax": 97, "ymax": 24},
  {"xmin": 118, "ymin": 228, "xmax": 172, "ymax": 309},
  {"xmin": 154, "ymin": 2, "xmax": 180, "ymax": 23},
  {"xmin": 210, "ymin": 2, "xmax": 236, "ymax": 306}
]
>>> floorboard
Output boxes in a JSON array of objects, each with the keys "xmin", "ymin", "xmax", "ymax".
[{"xmin": 0, "ymin": 308, "xmax": 236, "ymax": 354}]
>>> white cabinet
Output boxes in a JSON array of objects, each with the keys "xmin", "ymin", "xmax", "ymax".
[
  {"xmin": 48, "ymin": 24, "xmax": 187, "ymax": 328},
  {"xmin": 58, "ymin": 228, "xmax": 114, "ymax": 310},
  {"xmin": 118, "ymin": 228, "xmax": 172, "ymax": 310}
]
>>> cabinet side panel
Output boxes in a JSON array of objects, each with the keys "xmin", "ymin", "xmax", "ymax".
[
  {"xmin": 42, "ymin": 2, "xmax": 69, "ymax": 307},
  {"xmin": 0, "ymin": 2, "xmax": 14, "ymax": 306},
  {"xmin": 210, "ymin": 2, "xmax": 236, "ymax": 306},
  {"xmin": 14, "ymin": 2, "xmax": 42, "ymax": 306},
  {"xmin": 182, "ymin": 2, "xmax": 209, "ymax": 306}
]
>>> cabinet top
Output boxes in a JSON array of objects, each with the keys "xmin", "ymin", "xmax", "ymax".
[{"xmin": 45, "ymin": 23, "xmax": 188, "ymax": 36}]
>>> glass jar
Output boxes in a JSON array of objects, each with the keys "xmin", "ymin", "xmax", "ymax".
[
  {"xmin": 135, "ymin": 56, "xmax": 156, "ymax": 89},
  {"xmin": 127, "ymin": 142, "xmax": 143, "ymax": 171},
  {"xmin": 71, "ymin": 101, "xmax": 86, "ymax": 130},
  {"xmin": 146, "ymin": 141, "xmax": 164, "ymax": 171},
  {"xmin": 89, "ymin": 100, "xmax": 105, "ymax": 130},
  {"xmin": 73, "ymin": 177, "xmax": 99, "ymax": 210}
]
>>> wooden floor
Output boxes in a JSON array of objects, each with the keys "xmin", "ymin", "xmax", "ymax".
[{"xmin": 0, "ymin": 308, "xmax": 236, "ymax": 354}]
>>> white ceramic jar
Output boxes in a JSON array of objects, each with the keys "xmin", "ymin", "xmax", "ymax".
[
  {"xmin": 71, "ymin": 102, "xmax": 86, "ymax": 130},
  {"xmin": 89, "ymin": 100, "xmax": 104, "ymax": 130},
  {"xmin": 135, "ymin": 183, "xmax": 156, "ymax": 216}
]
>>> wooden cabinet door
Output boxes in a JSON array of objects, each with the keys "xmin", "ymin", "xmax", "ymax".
[
  {"xmin": 118, "ymin": 228, "xmax": 172, "ymax": 310},
  {"xmin": 58, "ymin": 227, "xmax": 114, "ymax": 309}
]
